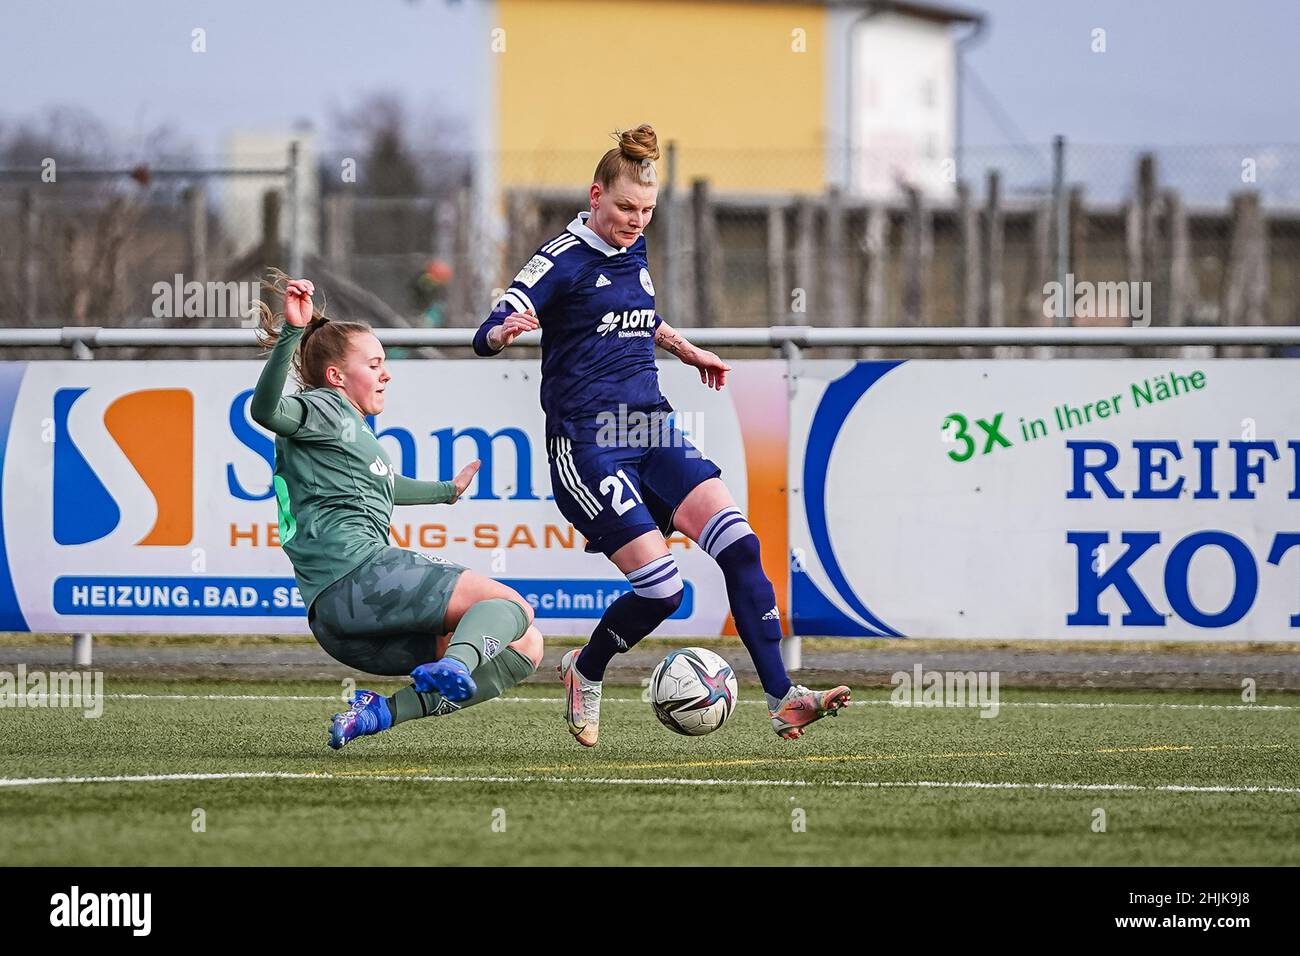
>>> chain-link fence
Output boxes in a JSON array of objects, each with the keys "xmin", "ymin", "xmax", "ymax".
[{"xmin": 2, "ymin": 141, "xmax": 1298, "ymax": 360}]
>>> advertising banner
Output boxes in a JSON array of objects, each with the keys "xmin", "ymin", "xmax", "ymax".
[
  {"xmin": 789, "ymin": 359, "xmax": 1300, "ymax": 641},
  {"xmin": 7, "ymin": 355, "xmax": 1291, "ymax": 641},
  {"xmin": 0, "ymin": 360, "xmax": 789, "ymax": 636}
]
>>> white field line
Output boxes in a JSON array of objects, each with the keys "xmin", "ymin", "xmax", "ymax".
[
  {"xmin": 0, "ymin": 770, "xmax": 1298, "ymax": 795},
  {"xmin": 14, "ymin": 694, "xmax": 1299, "ymax": 712}
]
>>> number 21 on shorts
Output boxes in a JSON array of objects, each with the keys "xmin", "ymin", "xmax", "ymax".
[{"xmin": 600, "ymin": 469, "xmax": 643, "ymax": 515}]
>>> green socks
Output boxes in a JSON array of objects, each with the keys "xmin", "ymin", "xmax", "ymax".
[
  {"xmin": 386, "ymin": 599, "xmax": 533, "ymax": 725},
  {"xmin": 460, "ymin": 645, "xmax": 537, "ymax": 707},
  {"xmin": 389, "ymin": 646, "xmax": 537, "ymax": 724},
  {"xmin": 441, "ymin": 598, "xmax": 530, "ymax": 671}
]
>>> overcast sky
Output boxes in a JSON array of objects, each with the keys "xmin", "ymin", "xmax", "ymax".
[{"xmin": 2, "ymin": 0, "xmax": 1297, "ymax": 156}]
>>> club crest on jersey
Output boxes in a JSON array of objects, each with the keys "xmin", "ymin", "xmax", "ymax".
[
  {"xmin": 596, "ymin": 308, "xmax": 656, "ymax": 338},
  {"xmin": 639, "ymin": 267, "xmax": 654, "ymax": 296}
]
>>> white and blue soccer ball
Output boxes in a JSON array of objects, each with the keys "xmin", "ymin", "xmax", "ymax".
[{"xmin": 649, "ymin": 647, "xmax": 738, "ymax": 736}]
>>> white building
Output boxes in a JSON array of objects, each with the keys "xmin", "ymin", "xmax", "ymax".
[
  {"xmin": 826, "ymin": 1, "xmax": 984, "ymax": 200},
  {"xmin": 222, "ymin": 129, "xmax": 319, "ymax": 260}
]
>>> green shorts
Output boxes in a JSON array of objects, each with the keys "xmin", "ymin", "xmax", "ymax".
[{"xmin": 308, "ymin": 546, "xmax": 467, "ymax": 675}]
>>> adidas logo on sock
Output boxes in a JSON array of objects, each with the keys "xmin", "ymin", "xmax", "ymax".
[
  {"xmin": 595, "ymin": 273, "xmax": 611, "ymax": 288},
  {"xmin": 607, "ymin": 628, "xmax": 628, "ymax": 651},
  {"xmin": 431, "ymin": 697, "xmax": 462, "ymax": 716},
  {"xmin": 483, "ymin": 636, "xmax": 501, "ymax": 659},
  {"xmin": 762, "ymin": 606, "xmax": 781, "ymax": 621}
]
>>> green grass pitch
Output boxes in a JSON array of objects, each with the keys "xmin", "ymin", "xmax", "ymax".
[{"xmin": 1, "ymin": 681, "xmax": 1297, "ymax": 866}]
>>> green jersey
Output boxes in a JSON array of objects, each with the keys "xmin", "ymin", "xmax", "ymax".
[{"xmin": 250, "ymin": 323, "xmax": 458, "ymax": 610}]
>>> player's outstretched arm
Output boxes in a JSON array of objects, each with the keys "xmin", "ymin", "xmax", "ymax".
[
  {"xmin": 250, "ymin": 277, "xmax": 316, "ymax": 435},
  {"xmin": 473, "ymin": 309, "xmax": 539, "ymax": 356},
  {"xmin": 654, "ymin": 316, "xmax": 731, "ymax": 390},
  {"xmin": 393, "ymin": 460, "xmax": 481, "ymax": 505}
]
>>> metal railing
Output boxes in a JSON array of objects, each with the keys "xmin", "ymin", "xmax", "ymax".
[{"xmin": 6, "ymin": 325, "xmax": 1300, "ymax": 353}]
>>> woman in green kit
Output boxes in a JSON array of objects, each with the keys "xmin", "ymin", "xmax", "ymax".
[{"xmin": 252, "ymin": 272, "xmax": 543, "ymax": 750}]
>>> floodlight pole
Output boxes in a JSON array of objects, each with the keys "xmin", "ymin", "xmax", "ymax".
[
  {"xmin": 1052, "ymin": 135, "xmax": 1068, "ymax": 325},
  {"xmin": 287, "ymin": 141, "xmax": 303, "ymax": 277}
]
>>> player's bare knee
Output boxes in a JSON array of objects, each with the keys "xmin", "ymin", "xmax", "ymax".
[{"xmin": 511, "ymin": 625, "xmax": 544, "ymax": 667}]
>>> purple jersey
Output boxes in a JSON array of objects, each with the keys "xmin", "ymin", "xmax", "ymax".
[{"xmin": 474, "ymin": 211, "xmax": 672, "ymax": 441}]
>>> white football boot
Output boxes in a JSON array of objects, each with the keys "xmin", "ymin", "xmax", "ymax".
[
  {"xmin": 558, "ymin": 648, "xmax": 602, "ymax": 747},
  {"xmin": 770, "ymin": 684, "xmax": 852, "ymax": 740}
]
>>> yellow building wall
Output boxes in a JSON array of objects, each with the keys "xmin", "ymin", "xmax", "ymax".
[{"xmin": 495, "ymin": 0, "xmax": 827, "ymax": 193}]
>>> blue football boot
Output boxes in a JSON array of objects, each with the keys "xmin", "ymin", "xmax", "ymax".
[
  {"xmin": 410, "ymin": 658, "xmax": 477, "ymax": 702},
  {"xmin": 328, "ymin": 690, "xmax": 393, "ymax": 750}
]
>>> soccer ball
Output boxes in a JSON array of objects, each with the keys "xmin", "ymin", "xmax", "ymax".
[{"xmin": 649, "ymin": 647, "xmax": 738, "ymax": 736}]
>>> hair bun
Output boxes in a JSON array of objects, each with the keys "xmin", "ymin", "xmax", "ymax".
[{"xmin": 617, "ymin": 124, "xmax": 660, "ymax": 162}]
